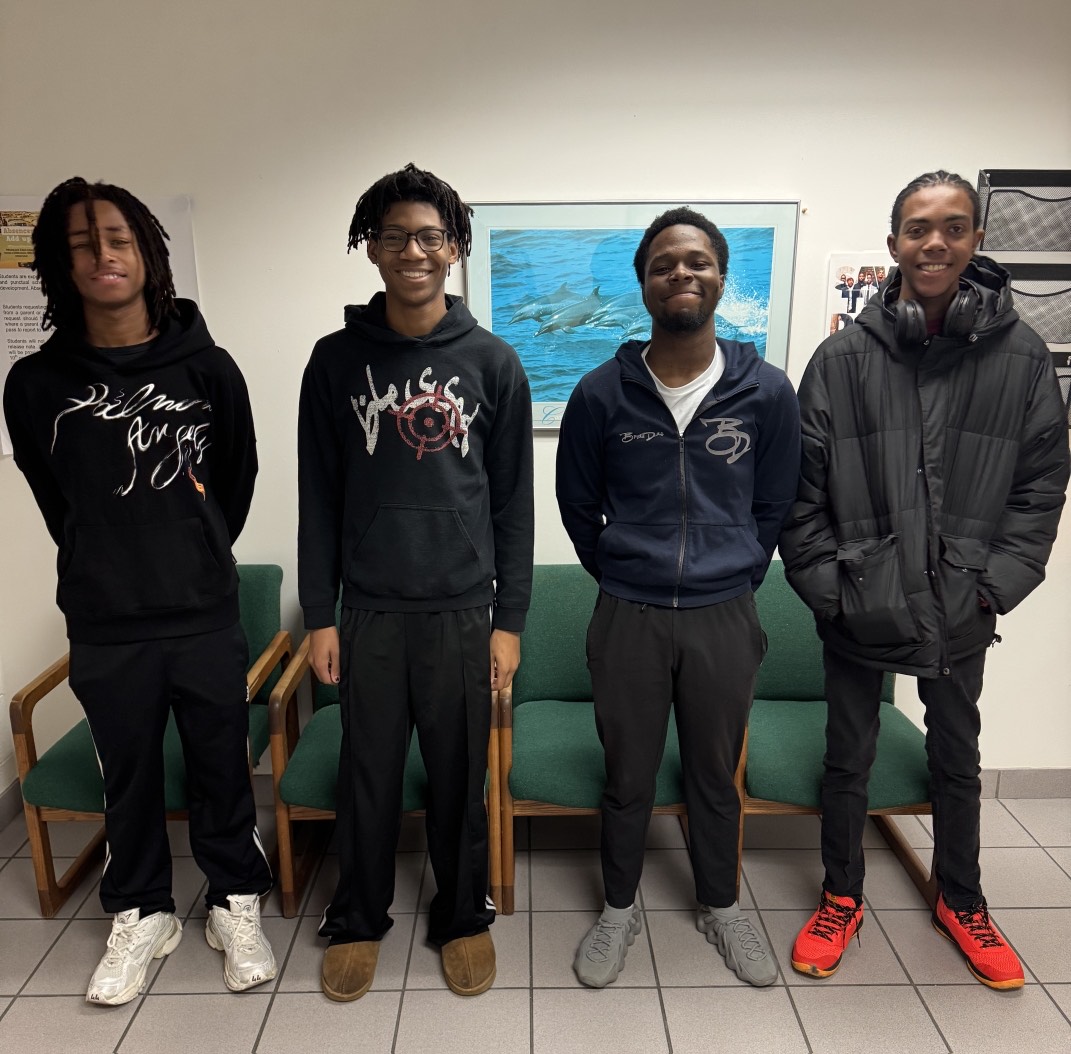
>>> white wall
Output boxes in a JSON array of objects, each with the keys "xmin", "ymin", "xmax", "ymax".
[{"xmin": 1, "ymin": 0, "xmax": 1069, "ymax": 790}]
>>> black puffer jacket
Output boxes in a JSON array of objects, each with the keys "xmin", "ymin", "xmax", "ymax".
[{"xmin": 780, "ymin": 257, "xmax": 1069, "ymax": 676}]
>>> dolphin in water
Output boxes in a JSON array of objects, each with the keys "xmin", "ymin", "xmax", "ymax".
[
  {"xmin": 507, "ymin": 283, "xmax": 582, "ymax": 325},
  {"xmin": 535, "ymin": 288, "xmax": 605, "ymax": 336}
]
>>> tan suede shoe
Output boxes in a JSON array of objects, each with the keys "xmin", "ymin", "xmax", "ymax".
[
  {"xmin": 321, "ymin": 940, "xmax": 380, "ymax": 1001},
  {"xmin": 441, "ymin": 930, "xmax": 496, "ymax": 996}
]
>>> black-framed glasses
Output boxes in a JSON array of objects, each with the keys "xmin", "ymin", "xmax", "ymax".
[{"xmin": 376, "ymin": 227, "xmax": 448, "ymax": 252}]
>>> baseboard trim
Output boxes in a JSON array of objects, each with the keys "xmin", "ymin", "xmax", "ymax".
[{"xmin": 0, "ymin": 778, "xmax": 22, "ymax": 829}]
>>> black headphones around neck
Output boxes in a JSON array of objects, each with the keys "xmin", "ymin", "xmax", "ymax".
[{"xmin": 893, "ymin": 286, "xmax": 979, "ymax": 345}]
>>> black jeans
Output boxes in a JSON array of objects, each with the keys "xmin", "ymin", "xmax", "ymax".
[
  {"xmin": 319, "ymin": 607, "xmax": 495, "ymax": 947},
  {"xmin": 820, "ymin": 644, "xmax": 986, "ymax": 908},
  {"xmin": 588, "ymin": 591, "xmax": 764, "ymax": 910}
]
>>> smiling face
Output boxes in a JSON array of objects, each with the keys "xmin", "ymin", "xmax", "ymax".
[
  {"xmin": 67, "ymin": 200, "xmax": 147, "ymax": 315},
  {"xmin": 367, "ymin": 200, "xmax": 459, "ymax": 323},
  {"xmin": 642, "ymin": 224, "xmax": 725, "ymax": 334},
  {"xmin": 887, "ymin": 184, "xmax": 983, "ymax": 320}
]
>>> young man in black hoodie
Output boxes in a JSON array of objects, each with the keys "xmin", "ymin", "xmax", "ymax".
[
  {"xmin": 556, "ymin": 208, "xmax": 800, "ymax": 989},
  {"xmin": 780, "ymin": 170, "xmax": 1069, "ymax": 989},
  {"xmin": 298, "ymin": 164, "xmax": 533, "ymax": 1001},
  {"xmin": 3, "ymin": 178, "xmax": 274, "ymax": 1004}
]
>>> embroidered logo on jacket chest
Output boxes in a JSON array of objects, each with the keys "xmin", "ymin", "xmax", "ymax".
[
  {"xmin": 351, "ymin": 365, "xmax": 481, "ymax": 460},
  {"xmin": 700, "ymin": 417, "xmax": 751, "ymax": 464}
]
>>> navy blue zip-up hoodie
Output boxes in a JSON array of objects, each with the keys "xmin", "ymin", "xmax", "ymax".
[{"xmin": 556, "ymin": 338, "xmax": 800, "ymax": 607}]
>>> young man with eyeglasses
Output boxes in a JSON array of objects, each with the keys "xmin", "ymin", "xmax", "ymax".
[{"xmin": 298, "ymin": 163, "xmax": 534, "ymax": 1001}]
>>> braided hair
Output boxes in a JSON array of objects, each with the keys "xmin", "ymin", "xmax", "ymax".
[
  {"xmin": 347, "ymin": 163, "xmax": 473, "ymax": 261},
  {"xmin": 31, "ymin": 177, "xmax": 176, "ymax": 333},
  {"xmin": 890, "ymin": 170, "xmax": 981, "ymax": 235}
]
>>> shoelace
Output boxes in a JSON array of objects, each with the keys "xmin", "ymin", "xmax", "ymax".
[
  {"xmin": 952, "ymin": 903, "xmax": 1003, "ymax": 949},
  {"xmin": 586, "ymin": 920, "xmax": 627, "ymax": 961},
  {"xmin": 220, "ymin": 903, "xmax": 264, "ymax": 954},
  {"xmin": 710, "ymin": 915, "xmax": 768, "ymax": 961},
  {"xmin": 808, "ymin": 898, "xmax": 859, "ymax": 942},
  {"xmin": 101, "ymin": 917, "xmax": 142, "ymax": 966}
]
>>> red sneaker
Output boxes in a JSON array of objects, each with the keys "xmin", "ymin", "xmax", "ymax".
[
  {"xmin": 791, "ymin": 892, "xmax": 864, "ymax": 978},
  {"xmin": 932, "ymin": 895, "xmax": 1024, "ymax": 990}
]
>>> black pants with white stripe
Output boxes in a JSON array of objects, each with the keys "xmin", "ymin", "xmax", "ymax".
[
  {"xmin": 69, "ymin": 622, "xmax": 272, "ymax": 915},
  {"xmin": 319, "ymin": 607, "xmax": 495, "ymax": 947},
  {"xmin": 588, "ymin": 590, "xmax": 765, "ymax": 910}
]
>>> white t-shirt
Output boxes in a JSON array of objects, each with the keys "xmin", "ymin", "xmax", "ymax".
[{"xmin": 643, "ymin": 343, "xmax": 726, "ymax": 435}]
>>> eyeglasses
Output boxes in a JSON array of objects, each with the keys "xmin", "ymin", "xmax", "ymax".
[{"xmin": 376, "ymin": 227, "xmax": 449, "ymax": 252}]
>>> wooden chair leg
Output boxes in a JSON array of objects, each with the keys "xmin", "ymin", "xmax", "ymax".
[
  {"xmin": 486, "ymin": 727, "xmax": 503, "ymax": 914},
  {"xmin": 23, "ymin": 805, "xmax": 106, "ymax": 918},
  {"xmin": 275, "ymin": 803, "xmax": 300, "ymax": 918},
  {"xmin": 872, "ymin": 814, "xmax": 937, "ymax": 909}
]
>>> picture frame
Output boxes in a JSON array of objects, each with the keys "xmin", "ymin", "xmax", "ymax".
[{"xmin": 466, "ymin": 200, "xmax": 799, "ymax": 430}]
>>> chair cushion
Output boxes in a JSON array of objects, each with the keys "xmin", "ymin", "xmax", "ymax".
[
  {"xmin": 745, "ymin": 698, "xmax": 930, "ymax": 809},
  {"xmin": 509, "ymin": 700, "xmax": 684, "ymax": 808},
  {"xmin": 237, "ymin": 564, "xmax": 284, "ymax": 704},
  {"xmin": 278, "ymin": 704, "xmax": 429, "ymax": 813}
]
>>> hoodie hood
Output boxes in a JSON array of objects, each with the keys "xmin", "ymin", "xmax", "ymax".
[
  {"xmin": 859, "ymin": 255, "xmax": 1019, "ymax": 349},
  {"xmin": 38, "ymin": 297, "xmax": 215, "ymax": 373},
  {"xmin": 343, "ymin": 292, "xmax": 479, "ymax": 349}
]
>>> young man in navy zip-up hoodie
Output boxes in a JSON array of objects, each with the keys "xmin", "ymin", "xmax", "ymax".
[{"xmin": 556, "ymin": 207, "xmax": 800, "ymax": 989}]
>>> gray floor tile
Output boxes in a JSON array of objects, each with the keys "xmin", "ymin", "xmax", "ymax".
[
  {"xmin": 1047, "ymin": 983, "xmax": 1071, "ymax": 1020},
  {"xmin": 921, "ymin": 983, "xmax": 1071, "ymax": 1053},
  {"xmin": 761, "ymin": 908, "xmax": 910, "ymax": 985},
  {"xmin": 531, "ymin": 988, "xmax": 668, "ymax": 1054},
  {"xmin": 638, "ymin": 849, "xmax": 698, "ymax": 910},
  {"xmin": 1049, "ymin": 846, "xmax": 1071, "ymax": 880},
  {"xmin": 992, "ymin": 908, "xmax": 1071, "ymax": 982},
  {"xmin": 880, "ymin": 814, "xmax": 935, "ymax": 849},
  {"xmin": 860, "ymin": 847, "xmax": 932, "ymax": 908},
  {"xmin": 647, "ymin": 908, "xmax": 779, "ymax": 987},
  {"xmin": 529, "ymin": 849, "xmax": 604, "ymax": 911},
  {"xmin": 306, "ymin": 849, "xmax": 426, "ymax": 917},
  {"xmin": 531, "ymin": 909, "xmax": 655, "ymax": 988},
  {"xmin": 23, "ymin": 917, "xmax": 166, "ymax": 996},
  {"xmin": 258, "ymin": 991, "xmax": 401, "ymax": 1053},
  {"xmin": 662, "ymin": 986, "xmax": 808, "ymax": 1053},
  {"xmin": 14, "ymin": 820, "xmax": 103, "ymax": 859},
  {"xmin": 1002, "ymin": 799, "xmax": 1071, "ymax": 847},
  {"xmin": 978, "ymin": 847, "xmax": 1071, "ymax": 907},
  {"xmin": 118, "ymin": 992, "xmax": 269, "ymax": 1053},
  {"xmin": 0, "ymin": 918, "xmax": 67, "ymax": 995},
  {"xmin": 741, "ymin": 849, "xmax": 825, "ymax": 909},
  {"xmin": 979, "ymin": 798, "xmax": 1044, "ymax": 847},
  {"xmin": 873, "ymin": 906, "xmax": 1036, "ymax": 985},
  {"xmin": 0, "ymin": 856, "xmax": 99, "ymax": 919},
  {"xmin": 396, "ymin": 988, "xmax": 530, "ymax": 1054},
  {"xmin": 791, "ymin": 985, "xmax": 946, "ymax": 1054},
  {"xmin": 405, "ymin": 910, "xmax": 530, "ymax": 989},
  {"xmin": 149, "ymin": 913, "xmax": 298, "ymax": 994},
  {"xmin": 0, "ymin": 996, "xmax": 9, "ymax": 1016},
  {"xmin": 0, "ymin": 995, "xmax": 139, "ymax": 1053},
  {"xmin": 530, "ymin": 815, "xmax": 601, "ymax": 850},
  {"xmin": 278, "ymin": 912, "xmax": 414, "ymax": 993},
  {"xmin": 0, "ymin": 816, "xmax": 28, "ymax": 857}
]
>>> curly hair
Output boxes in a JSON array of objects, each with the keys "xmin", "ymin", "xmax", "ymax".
[
  {"xmin": 890, "ymin": 170, "xmax": 981, "ymax": 234},
  {"xmin": 633, "ymin": 206, "xmax": 729, "ymax": 285},
  {"xmin": 347, "ymin": 163, "xmax": 473, "ymax": 261},
  {"xmin": 31, "ymin": 177, "xmax": 175, "ymax": 333}
]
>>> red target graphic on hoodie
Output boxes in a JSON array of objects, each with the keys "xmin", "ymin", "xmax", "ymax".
[{"xmin": 391, "ymin": 384, "xmax": 468, "ymax": 460}]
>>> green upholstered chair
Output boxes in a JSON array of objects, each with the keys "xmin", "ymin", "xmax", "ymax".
[
  {"xmin": 746, "ymin": 561, "xmax": 934, "ymax": 905},
  {"xmin": 498, "ymin": 564, "xmax": 700, "ymax": 915},
  {"xmin": 267, "ymin": 620, "xmax": 502, "ymax": 918},
  {"xmin": 8, "ymin": 564, "xmax": 293, "ymax": 918}
]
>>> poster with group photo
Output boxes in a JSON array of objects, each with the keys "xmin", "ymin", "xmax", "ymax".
[
  {"xmin": 824, "ymin": 252, "xmax": 892, "ymax": 340},
  {"xmin": 0, "ymin": 195, "xmax": 198, "ymax": 456}
]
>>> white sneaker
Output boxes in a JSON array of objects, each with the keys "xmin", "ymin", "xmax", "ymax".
[
  {"xmin": 205, "ymin": 894, "xmax": 276, "ymax": 991},
  {"xmin": 86, "ymin": 909, "xmax": 183, "ymax": 1006}
]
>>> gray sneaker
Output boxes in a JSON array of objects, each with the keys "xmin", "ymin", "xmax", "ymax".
[
  {"xmin": 697, "ymin": 905, "xmax": 778, "ymax": 987},
  {"xmin": 573, "ymin": 908, "xmax": 642, "ymax": 988}
]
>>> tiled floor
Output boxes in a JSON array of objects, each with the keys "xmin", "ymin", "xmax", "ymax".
[{"xmin": 0, "ymin": 799, "xmax": 1069, "ymax": 1052}]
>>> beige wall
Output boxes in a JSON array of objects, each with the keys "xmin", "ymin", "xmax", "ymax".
[{"xmin": 1, "ymin": 0, "xmax": 1069, "ymax": 793}]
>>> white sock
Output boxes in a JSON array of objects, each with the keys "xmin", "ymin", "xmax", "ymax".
[{"xmin": 601, "ymin": 902, "xmax": 635, "ymax": 924}]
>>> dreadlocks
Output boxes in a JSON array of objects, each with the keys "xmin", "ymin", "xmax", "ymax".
[
  {"xmin": 347, "ymin": 163, "xmax": 474, "ymax": 262},
  {"xmin": 890, "ymin": 170, "xmax": 981, "ymax": 235},
  {"xmin": 31, "ymin": 177, "xmax": 177, "ymax": 333}
]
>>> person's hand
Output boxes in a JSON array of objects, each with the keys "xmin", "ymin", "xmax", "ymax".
[
  {"xmin": 309, "ymin": 625, "xmax": 340, "ymax": 685},
  {"xmin": 490, "ymin": 629, "xmax": 521, "ymax": 692}
]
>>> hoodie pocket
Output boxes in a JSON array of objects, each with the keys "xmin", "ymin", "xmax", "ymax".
[
  {"xmin": 350, "ymin": 504, "xmax": 485, "ymax": 600},
  {"xmin": 59, "ymin": 519, "xmax": 234, "ymax": 619},
  {"xmin": 837, "ymin": 534, "xmax": 920, "ymax": 645},
  {"xmin": 938, "ymin": 535, "xmax": 989, "ymax": 638}
]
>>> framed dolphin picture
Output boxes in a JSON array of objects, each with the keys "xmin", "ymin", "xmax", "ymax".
[{"xmin": 466, "ymin": 200, "xmax": 799, "ymax": 430}]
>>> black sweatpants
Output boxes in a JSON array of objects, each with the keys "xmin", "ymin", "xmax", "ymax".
[
  {"xmin": 318, "ymin": 607, "xmax": 495, "ymax": 947},
  {"xmin": 69, "ymin": 622, "xmax": 272, "ymax": 915},
  {"xmin": 587, "ymin": 590, "xmax": 765, "ymax": 910},
  {"xmin": 820, "ymin": 644, "xmax": 987, "ymax": 908}
]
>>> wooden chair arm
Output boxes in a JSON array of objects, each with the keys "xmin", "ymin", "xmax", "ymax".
[
  {"xmin": 9, "ymin": 653, "xmax": 70, "ymax": 775},
  {"xmin": 247, "ymin": 630, "xmax": 292, "ymax": 701},
  {"xmin": 498, "ymin": 685, "xmax": 513, "ymax": 730},
  {"xmin": 268, "ymin": 633, "xmax": 311, "ymax": 738}
]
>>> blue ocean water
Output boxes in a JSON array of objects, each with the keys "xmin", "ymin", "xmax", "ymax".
[{"xmin": 489, "ymin": 226, "xmax": 774, "ymax": 403}]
